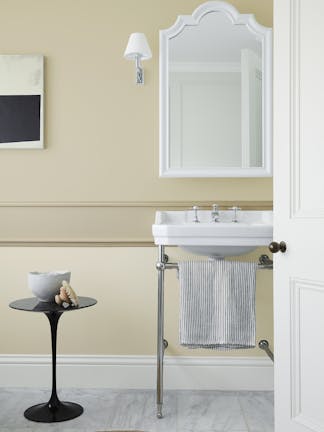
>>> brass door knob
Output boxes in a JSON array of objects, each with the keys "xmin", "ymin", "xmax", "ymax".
[{"xmin": 268, "ymin": 241, "xmax": 287, "ymax": 253}]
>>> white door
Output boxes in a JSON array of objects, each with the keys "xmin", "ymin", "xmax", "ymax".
[{"xmin": 274, "ymin": 0, "xmax": 324, "ymax": 431}]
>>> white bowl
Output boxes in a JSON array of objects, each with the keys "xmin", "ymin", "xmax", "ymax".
[{"xmin": 28, "ymin": 271, "xmax": 71, "ymax": 302}]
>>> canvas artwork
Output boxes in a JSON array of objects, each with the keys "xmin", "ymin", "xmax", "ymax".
[{"xmin": 0, "ymin": 54, "xmax": 44, "ymax": 149}]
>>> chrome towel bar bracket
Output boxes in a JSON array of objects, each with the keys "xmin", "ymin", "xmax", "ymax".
[{"xmin": 259, "ymin": 339, "xmax": 274, "ymax": 362}]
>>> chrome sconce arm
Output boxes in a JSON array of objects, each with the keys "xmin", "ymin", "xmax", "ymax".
[{"xmin": 135, "ymin": 55, "xmax": 144, "ymax": 85}]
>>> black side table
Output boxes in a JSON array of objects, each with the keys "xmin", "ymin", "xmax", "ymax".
[{"xmin": 9, "ymin": 296, "xmax": 97, "ymax": 423}]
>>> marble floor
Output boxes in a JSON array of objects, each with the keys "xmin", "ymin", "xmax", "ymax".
[{"xmin": 0, "ymin": 388, "xmax": 274, "ymax": 432}]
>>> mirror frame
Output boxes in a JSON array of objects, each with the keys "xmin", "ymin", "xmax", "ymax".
[{"xmin": 159, "ymin": 1, "xmax": 272, "ymax": 178}]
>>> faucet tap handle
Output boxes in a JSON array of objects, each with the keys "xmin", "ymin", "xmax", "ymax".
[
  {"xmin": 211, "ymin": 203, "xmax": 220, "ymax": 222},
  {"xmin": 228, "ymin": 206, "xmax": 241, "ymax": 223},
  {"xmin": 192, "ymin": 205, "xmax": 200, "ymax": 223}
]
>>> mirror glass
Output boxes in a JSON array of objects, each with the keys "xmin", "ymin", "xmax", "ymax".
[{"xmin": 160, "ymin": 2, "xmax": 272, "ymax": 177}]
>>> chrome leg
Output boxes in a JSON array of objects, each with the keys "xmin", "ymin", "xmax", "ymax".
[{"xmin": 157, "ymin": 245, "xmax": 166, "ymax": 419}]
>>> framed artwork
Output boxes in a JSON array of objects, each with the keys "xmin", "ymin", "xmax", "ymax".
[{"xmin": 0, "ymin": 54, "xmax": 44, "ymax": 149}]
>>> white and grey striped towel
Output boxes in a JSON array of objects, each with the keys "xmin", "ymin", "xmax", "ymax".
[{"xmin": 179, "ymin": 260, "xmax": 258, "ymax": 350}]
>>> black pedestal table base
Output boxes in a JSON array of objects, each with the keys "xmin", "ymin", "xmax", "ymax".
[{"xmin": 24, "ymin": 401, "xmax": 83, "ymax": 423}]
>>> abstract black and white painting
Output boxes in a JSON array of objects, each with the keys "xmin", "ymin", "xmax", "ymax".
[{"xmin": 0, "ymin": 55, "xmax": 44, "ymax": 149}]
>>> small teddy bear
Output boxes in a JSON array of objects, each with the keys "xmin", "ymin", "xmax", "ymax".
[{"xmin": 55, "ymin": 280, "xmax": 79, "ymax": 307}]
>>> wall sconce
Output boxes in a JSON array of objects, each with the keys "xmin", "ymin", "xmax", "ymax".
[{"xmin": 124, "ymin": 33, "xmax": 152, "ymax": 85}]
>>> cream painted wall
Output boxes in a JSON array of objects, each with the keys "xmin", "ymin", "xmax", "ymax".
[
  {"xmin": 0, "ymin": 247, "xmax": 272, "ymax": 356},
  {"xmin": 0, "ymin": 0, "xmax": 272, "ymax": 203},
  {"xmin": 0, "ymin": 0, "xmax": 273, "ymax": 357}
]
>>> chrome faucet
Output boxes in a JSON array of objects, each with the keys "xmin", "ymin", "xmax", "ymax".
[
  {"xmin": 228, "ymin": 206, "xmax": 241, "ymax": 223},
  {"xmin": 211, "ymin": 204, "xmax": 220, "ymax": 222},
  {"xmin": 192, "ymin": 206, "xmax": 200, "ymax": 223}
]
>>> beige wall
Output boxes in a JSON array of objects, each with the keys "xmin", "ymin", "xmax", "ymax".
[
  {"xmin": 1, "ymin": 246, "xmax": 272, "ymax": 356},
  {"xmin": 0, "ymin": 0, "xmax": 273, "ymax": 356},
  {"xmin": 0, "ymin": 0, "xmax": 272, "ymax": 204}
]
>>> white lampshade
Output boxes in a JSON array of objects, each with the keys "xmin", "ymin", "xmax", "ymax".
[{"xmin": 124, "ymin": 33, "xmax": 152, "ymax": 60}]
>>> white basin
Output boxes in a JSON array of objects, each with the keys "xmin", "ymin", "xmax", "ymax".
[{"xmin": 152, "ymin": 210, "xmax": 273, "ymax": 257}]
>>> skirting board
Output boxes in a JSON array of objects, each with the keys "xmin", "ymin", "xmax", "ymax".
[{"xmin": 0, "ymin": 355, "xmax": 273, "ymax": 390}]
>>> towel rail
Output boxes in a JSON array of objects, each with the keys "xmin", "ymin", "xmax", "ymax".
[
  {"xmin": 157, "ymin": 254, "xmax": 273, "ymax": 271},
  {"xmin": 155, "ymin": 245, "xmax": 273, "ymax": 419}
]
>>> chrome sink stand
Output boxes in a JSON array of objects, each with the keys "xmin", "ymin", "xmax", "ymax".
[
  {"xmin": 156, "ymin": 245, "xmax": 167, "ymax": 419},
  {"xmin": 156, "ymin": 246, "xmax": 166, "ymax": 418},
  {"xmin": 155, "ymin": 245, "xmax": 273, "ymax": 419},
  {"xmin": 156, "ymin": 245, "xmax": 187, "ymax": 418},
  {"xmin": 156, "ymin": 246, "xmax": 181, "ymax": 418}
]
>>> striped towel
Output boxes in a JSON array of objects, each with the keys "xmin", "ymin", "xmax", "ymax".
[{"xmin": 179, "ymin": 260, "xmax": 258, "ymax": 350}]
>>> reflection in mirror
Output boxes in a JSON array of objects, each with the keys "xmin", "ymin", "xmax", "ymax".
[{"xmin": 160, "ymin": 2, "xmax": 272, "ymax": 177}]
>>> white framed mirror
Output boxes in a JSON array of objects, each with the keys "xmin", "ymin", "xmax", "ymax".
[{"xmin": 159, "ymin": 1, "xmax": 272, "ymax": 177}]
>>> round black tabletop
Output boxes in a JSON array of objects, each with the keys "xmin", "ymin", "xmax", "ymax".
[{"xmin": 9, "ymin": 296, "xmax": 97, "ymax": 313}]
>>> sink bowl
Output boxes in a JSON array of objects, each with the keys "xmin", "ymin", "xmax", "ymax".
[{"xmin": 152, "ymin": 210, "xmax": 273, "ymax": 257}]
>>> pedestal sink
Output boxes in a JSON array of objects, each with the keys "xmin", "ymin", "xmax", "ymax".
[{"xmin": 152, "ymin": 209, "xmax": 273, "ymax": 257}]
